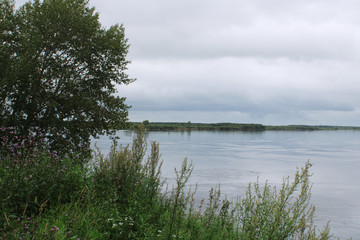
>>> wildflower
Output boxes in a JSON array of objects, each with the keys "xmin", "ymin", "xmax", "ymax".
[{"xmin": 24, "ymin": 177, "xmax": 28, "ymax": 180}]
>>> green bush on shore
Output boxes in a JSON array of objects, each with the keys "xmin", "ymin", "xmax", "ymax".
[{"xmin": 1, "ymin": 126, "xmax": 335, "ymax": 239}]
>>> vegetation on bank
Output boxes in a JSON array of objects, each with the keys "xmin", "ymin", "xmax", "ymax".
[
  {"xmin": 1, "ymin": 126, "xmax": 336, "ymax": 239},
  {"xmin": 131, "ymin": 121, "xmax": 360, "ymax": 132}
]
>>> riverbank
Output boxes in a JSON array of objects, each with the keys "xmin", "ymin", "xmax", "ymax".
[
  {"xmin": 1, "ymin": 127, "xmax": 333, "ymax": 239},
  {"xmin": 130, "ymin": 121, "xmax": 360, "ymax": 131}
]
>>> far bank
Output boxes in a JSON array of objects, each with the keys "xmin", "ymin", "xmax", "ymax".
[{"xmin": 128, "ymin": 121, "xmax": 360, "ymax": 131}]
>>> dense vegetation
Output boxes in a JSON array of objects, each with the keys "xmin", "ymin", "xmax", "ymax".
[
  {"xmin": 132, "ymin": 121, "xmax": 360, "ymax": 132},
  {"xmin": 0, "ymin": 0, "xmax": 132, "ymax": 156},
  {"xmin": 1, "ymin": 126, "xmax": 334, "ymax": 239}
]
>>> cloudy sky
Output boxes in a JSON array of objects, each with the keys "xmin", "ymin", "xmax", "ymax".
[{"xmin": 16, "ymin": 0, "xmax": 360, "ymax": 125}]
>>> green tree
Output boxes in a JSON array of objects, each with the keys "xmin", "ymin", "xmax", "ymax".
[
  {"xmin": 0, "ymin": 0, "xmax": 133, "ymax": 154},
  {"xmin": 142, "ymin": 120, "xmax": 150, "ymax": 126}
]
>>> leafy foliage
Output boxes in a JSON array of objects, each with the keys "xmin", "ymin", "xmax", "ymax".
[
  {"xmin": 0, "ymin": 127, "xmax": 86, "ymax": 217},
  {"xmin": 0, "ymin": 0, "xmax": 133, "ymax": 154}
]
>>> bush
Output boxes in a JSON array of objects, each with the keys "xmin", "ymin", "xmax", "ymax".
[
  {"xmin": 91, "ymin": 125, "xmax": 166, "ymax": 239},
  {"xmin": 91, "ymin": 126, "xmax": 332, "ymax": 239},
  {"xmin": 0, "ymin": 127, "xmax": 87, "ymax": 217},
  {"xmin": 0, "ymin": 126, "xmax": 336, "ymax": 239}
]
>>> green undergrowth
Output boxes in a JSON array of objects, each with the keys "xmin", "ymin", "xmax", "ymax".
[{"xmin": 0, "ymin": 126, "xmax": 340, "ymax": 239}]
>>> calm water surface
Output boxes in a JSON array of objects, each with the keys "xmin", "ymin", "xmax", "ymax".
[{"xmin": 92, "ymin": 130, "xmax": 360, "ymax": 239}]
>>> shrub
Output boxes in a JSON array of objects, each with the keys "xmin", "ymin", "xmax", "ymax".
[
  {"xmin": 90, "ymin": 126, "xmax": 333, "ymax": 239},
  {"xmin": 0, "ymin": 126, "xmax": 337, "ymax": 239},
  {"xmin": 160, "ymin": 160, "xmax": 332, "ymax": 240},
  {"xmin": 0, "ymin": 127, "xmax": 87, "ymax": 217},
  {"xmin": 91, "ymin": 125, "xmax": 166, "ymax": 239},
  {"xmin": 233, "ymin": 161, "xmax": 331, "ymax": 239}
]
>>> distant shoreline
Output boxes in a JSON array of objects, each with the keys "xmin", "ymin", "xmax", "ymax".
[{"xmin": 128, "ymin": 122, "xmax": 360, "ymax": 131}]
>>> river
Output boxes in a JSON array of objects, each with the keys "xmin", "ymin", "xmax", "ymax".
[{"xmin": 92, "ymin": 130, "xmax": 360, "ymax": 239}]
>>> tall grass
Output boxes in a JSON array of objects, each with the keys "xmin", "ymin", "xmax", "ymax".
[{"xmin": 0, "ymin": 126, "xmax": 338, "ymax": 239}]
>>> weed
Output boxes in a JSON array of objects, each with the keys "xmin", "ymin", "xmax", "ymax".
[{"xmin": 1, "ymin": 126, "xmax": 339, "ymax": 239}]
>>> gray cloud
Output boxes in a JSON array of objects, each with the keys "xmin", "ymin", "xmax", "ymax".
[
  {"xmin": 14, "ymin": 0, "xmax": 360, "ymax": 125},
  {"xmin": 121, "ymin": 57, "xmax": 360, "ymax": 115},
  {"xmin": 102, "ymin": 0, "xmax": 360, "ymax": 61}
]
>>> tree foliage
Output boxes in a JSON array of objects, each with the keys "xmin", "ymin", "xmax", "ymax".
[{"xmin": 0, "ymin": 0, "xmax": 133, "ymax": 154}]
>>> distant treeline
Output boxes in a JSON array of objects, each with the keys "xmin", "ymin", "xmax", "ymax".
[
  {"xmin": 129, "ymin": 121, "xmax": 360, "ymax": 131},
  {"xmin": 265, "ymin": 125, "xmax": 360, "ymax": 131}
]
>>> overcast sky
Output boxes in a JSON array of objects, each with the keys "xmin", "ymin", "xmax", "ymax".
[{"xmin": 16, "ymin": 0, "xmax": 360, "ymax": 125}]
